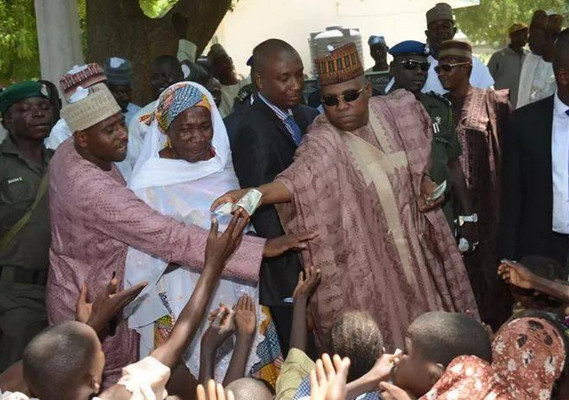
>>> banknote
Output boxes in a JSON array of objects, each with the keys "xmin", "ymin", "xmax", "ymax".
[
  {"xmin": 213, "ymin": 202, "xmax": 234, "ymax": 216},
  {"xmin": 429, "ymin": 180, "xmax": 447, "ymax": 201},
  {"xmin": 234, "ymin": 189, "xmax": 263, "ymax": 216},
  {"xmin": 212, "ymin": 189, "xmax": 263, "ymax": 217}
]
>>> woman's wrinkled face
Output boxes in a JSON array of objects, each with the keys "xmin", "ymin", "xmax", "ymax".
[{"xmin": 167, "ymin": 106, "xmax": 214, "ymax": 163}]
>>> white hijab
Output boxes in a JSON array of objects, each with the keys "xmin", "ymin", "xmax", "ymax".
[{"xmin": 128, "ymin": 81, "xmax": 232, "ymax": 190}]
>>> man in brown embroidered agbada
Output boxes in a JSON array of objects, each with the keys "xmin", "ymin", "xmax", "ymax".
[
  {"xmin": 438, "ymin": 39, "xmax": 513, "ymax": 329},
  {"xmin": 213, "ymin": 43, "xmax": 478, "ymax": 350}
]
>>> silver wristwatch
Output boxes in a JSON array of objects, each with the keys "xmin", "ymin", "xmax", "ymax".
[{"xmin": 458, "ymin": 213, "xmax": 478, "ymax": 226}]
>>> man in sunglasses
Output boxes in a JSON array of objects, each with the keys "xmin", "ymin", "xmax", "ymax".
[
  {"xmin": 437, "ymin": 39, "xmax": 512, "ymax": 329},
  {"xmin": 422, "ymin": 2, "xmax": 493, "ymax": 95},
  {"xmin": 388, "ymin": 40, "xmax": 475, "ymax": 238},
  {"xmin": 214, "ymin": 42, "xmax": 478, "ymax": 351}
]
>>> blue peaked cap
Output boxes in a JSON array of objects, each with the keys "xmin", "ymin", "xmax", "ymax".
[{"xmin": 389, "ymin": 41, "xmax": 430, "ymax": 57}]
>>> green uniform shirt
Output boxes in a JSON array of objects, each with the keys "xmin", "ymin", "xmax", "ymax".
[
  {"xmin": 417, "ymin": 91, "xmax": 462, "ymax": 226},
  {"xmin": 0, "ymin": 136, "xmax": 52, "ymax": 271}
]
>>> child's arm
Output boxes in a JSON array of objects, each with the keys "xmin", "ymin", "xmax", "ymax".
[
  {"xmin": 345, "ymin": 353, "xmax": 396, "ymax": 399},
  {"xmin": 290, "ymin": 266, "xmax": 321, "ymax": 352},
  {"xmin": 199, "ymin": 306, "xmax": 236, "ymax": 384},
  {"xmin": 100, "ymin": 215, "xmax": 248, "ymax": 400},
  {"xmin": 223, "ymin": 295, "xmax": 257, "ymax": 385},
  {"xmin": 151, "ymin": 215, "xmax": 248, "ymax": 368},
  {"xmin": 499, "ymin": 260, "xmax": 569, "ymax": 303}
]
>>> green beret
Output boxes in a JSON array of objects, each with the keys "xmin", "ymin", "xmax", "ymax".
[{"xmin": 0, "ymin": 81, "xmax": 51, "ymax": 116}]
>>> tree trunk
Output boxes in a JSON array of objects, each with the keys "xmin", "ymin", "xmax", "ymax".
[{"xmin": 87, "ymin": 0, "xmax": 232, "ymax": 105}]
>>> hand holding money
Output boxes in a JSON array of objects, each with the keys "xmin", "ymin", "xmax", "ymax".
[
  {"xmin": 212, "ymin": 189, "xmax": 263, "ymax": 217},
  {"xmin": 418, "ymin": 177, "xmax": 446, "ymax": 213}
]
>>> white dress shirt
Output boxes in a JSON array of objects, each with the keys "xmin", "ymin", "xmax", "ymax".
[{"xmin": 552, "ymin": 91, "xmax": 569, "ymax": 234}]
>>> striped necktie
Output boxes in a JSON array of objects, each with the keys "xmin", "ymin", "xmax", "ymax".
[{"xmin": 285, "ymin": 115, "xmax": 303, "ymax": 146}]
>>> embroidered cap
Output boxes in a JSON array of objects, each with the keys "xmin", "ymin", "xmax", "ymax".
[
  {"xmin": 61, "ymin": 83, "xmax": 121, "ymax": 133},
  {"xmin": 426, "ymin": 3, "xmax": 454, "ymax": 26},
  {"xmin": 314, "ymin": 42, "xmax": 364, "ymax": 87},
  {"xmin": 59, "ymin": 63, "xmax": 106, "ymax": 99},
  {"xmin": 438, "ymin": 40, "xmax": 472, "ymax": 61}
]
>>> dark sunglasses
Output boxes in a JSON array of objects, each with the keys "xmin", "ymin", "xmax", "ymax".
[
  {"xmin": 321, "ymin": 87, "xmax": 364, "ymax": 107},
  {"xmin": 434, "ymin": 62, "xmax": 471, "ymax": 74},
  {"xmin": 398, "ymin": 60, "xmax": 430, "ymax": 72}
]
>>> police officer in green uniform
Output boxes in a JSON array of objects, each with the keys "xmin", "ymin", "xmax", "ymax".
[
  {"xmin": 388, "ymin": 41, "xmax": 477, "ymax": 247},
  {"xmin": 0, "ymin": 81, "xmax": 55, "ymax": 371}
]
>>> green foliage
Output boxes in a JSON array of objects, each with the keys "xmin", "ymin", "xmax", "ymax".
[
  {"xmin": 139, "ymin": 0, "xmax": 180, "ymax": 18},
  {"xmin": 455, "ymin": 0, "xmax": 569, "ymax": 47},
  {"xmin": 0, "ymin": 0, "xmax": 40, "ymax": 84},
  {"xmin": 0, "ymin": 0, "xmax": 87, "ymax": 84}
]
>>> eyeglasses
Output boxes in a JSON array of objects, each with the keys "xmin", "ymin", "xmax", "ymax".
[
  {"xmin": 434, "ymin": 62, "xmax": 471, "ymax": 74},
  {"xmin": 321, "ymin": 88, "xmax": 364, "ymax": 107},
  {"xmin": 398, "ymin": 60, "xmax": 431, "ymax": 72}
]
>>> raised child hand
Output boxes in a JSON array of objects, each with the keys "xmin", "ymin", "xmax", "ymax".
[
  {"xmin": 310, "ymin": 354, "xmax": 351, "ymax": 400},
  {"xmin": 76, "ymin": 276, "xmax": 147, "ymax": 334},
  {"xmin": 292, "ymin": 266, "xmax": 322, "ymax": 302},
  {"xmin": 498, "ymin": 259, "xmax": 536, "ymax": 290},
  {"xmin": 204, "ymin": 214, "xmax": 248, "ymax": 273},
  {"xmin": 197, "ymin": 380, "xmax": 235, "ymax": 400},
  {"xmin": 201, "ymin": 305, "xmax": 236, "ymax": 351},
  {"xmin": 234, "ymin": 295, "xmax": 257, "ymax": 337}
]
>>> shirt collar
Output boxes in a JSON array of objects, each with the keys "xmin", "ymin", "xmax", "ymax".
[
  {"xmin": 0, "ymin": 134, "xmax": 21, "ymax": 155},
  {"xmin": 554, "ymin": 91, "xmax": 569, "ymax": 117},
  {"xmin": 257, "ymin": 93, "xmax": 293, "ymax": 121},
  {"xmin": 1, "ymin": 133, "xmax": 52, "ymax": 160}
]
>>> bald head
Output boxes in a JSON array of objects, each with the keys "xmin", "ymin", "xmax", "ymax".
[
  {"xmin": 253, "ymin": 39, "xmax": 301, "ymax": 76},
  {"xmin": 23, "ymin": 321, "xmax": 102, "ymax": 400},
  {"xmin": 226, "ymin": 378, "xmax": 274, "ymax": 400}
]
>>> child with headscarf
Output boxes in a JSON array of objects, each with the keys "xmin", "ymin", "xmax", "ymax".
[{"xmin": 379, "ymin": 313, "xmax": 567, "ymax": 400}]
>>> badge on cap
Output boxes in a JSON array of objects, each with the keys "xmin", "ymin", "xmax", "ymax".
[{"xmin": 40, "ymin": 84, "xmax": 49, "ymax": 97}]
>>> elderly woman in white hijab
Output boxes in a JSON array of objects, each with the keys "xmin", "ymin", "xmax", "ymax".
[{"xmin": 125, "ymin": 82, "xmax": 284, "ymax": 381}]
